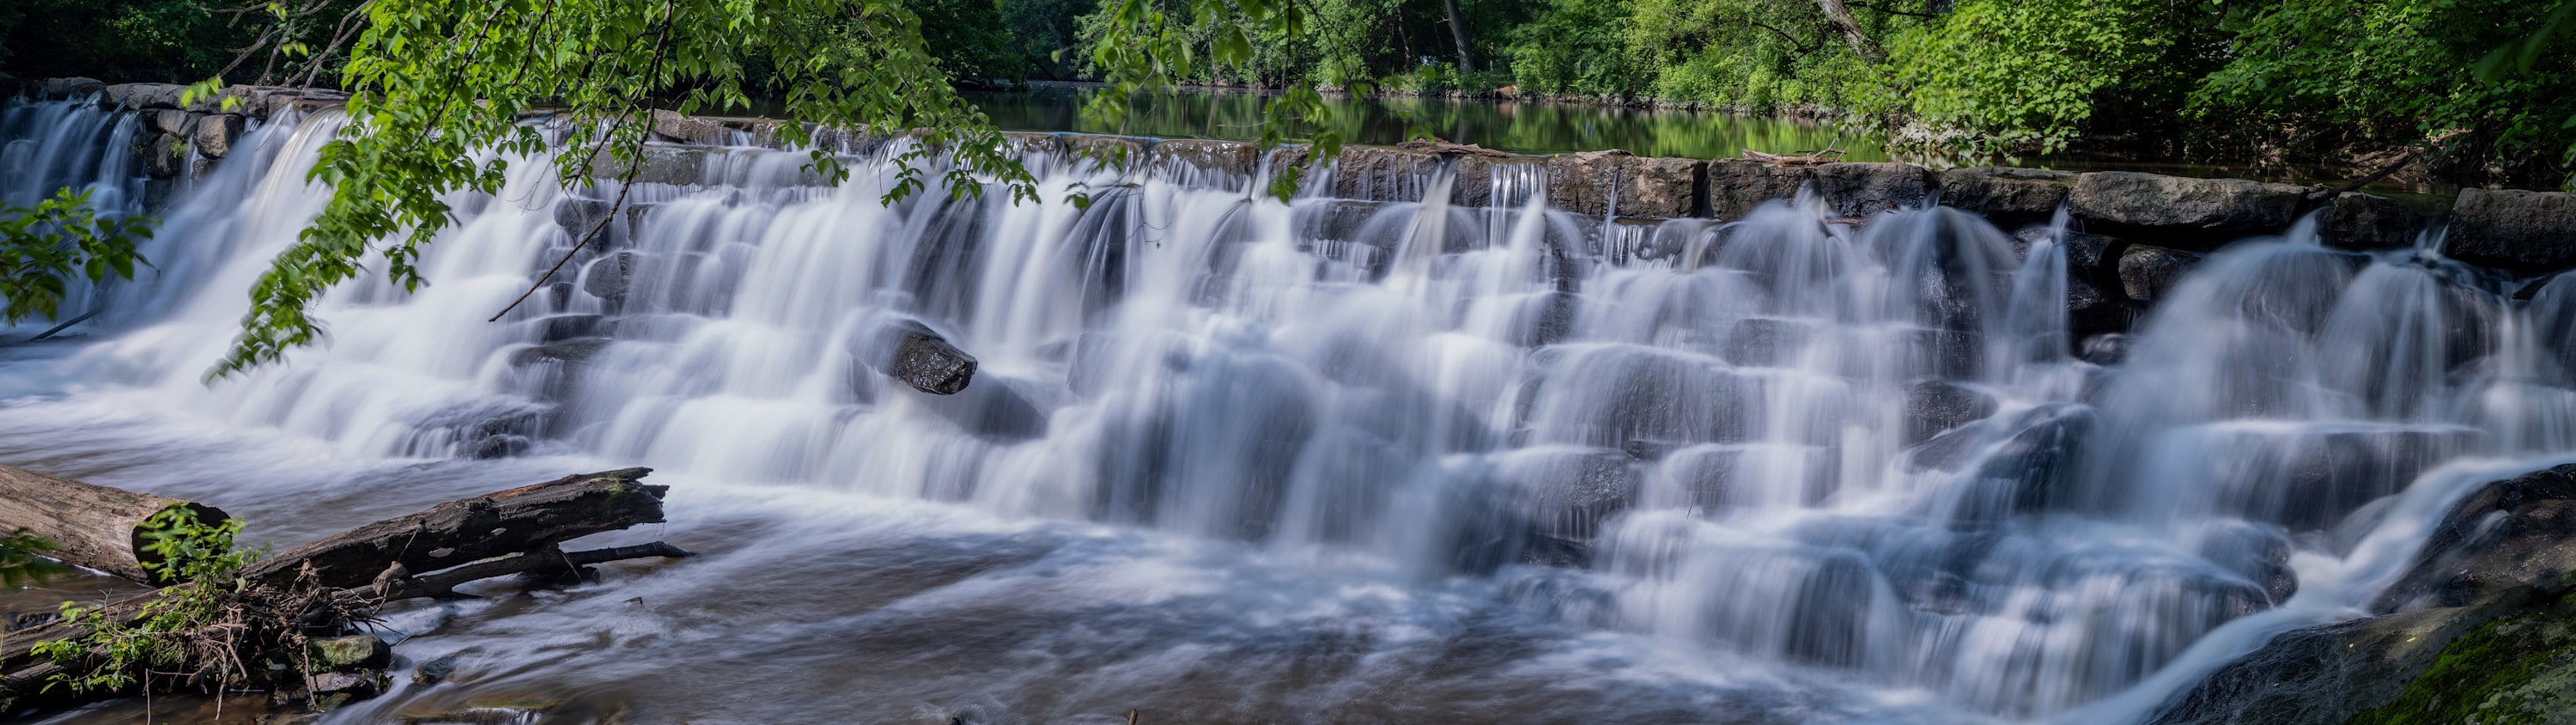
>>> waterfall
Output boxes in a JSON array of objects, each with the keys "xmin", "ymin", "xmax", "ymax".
[{"xmin": 8, "ymin": 98, "xmax": 2576, "ymax": 722}]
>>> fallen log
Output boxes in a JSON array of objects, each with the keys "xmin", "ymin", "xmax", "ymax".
[
  {"xmin": 0, "ymin": 464, "xmax": 231, "ymax": 584},
  {"xmin": 0, "ymin": 467, "xmax": 689, "ymax": 711},
  {"xmin": 243, "ymin": 467, "xmax": 671, "ymax": 590}
]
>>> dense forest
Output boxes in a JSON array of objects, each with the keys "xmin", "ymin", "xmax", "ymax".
[{"xmin": 3, "ymin": 0, "xmax": 2572, "ymax": 186}]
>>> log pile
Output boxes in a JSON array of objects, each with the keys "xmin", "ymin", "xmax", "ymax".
[{"xmin": 0, "ymin": 465, "xmax": 690, "ymax": 713}]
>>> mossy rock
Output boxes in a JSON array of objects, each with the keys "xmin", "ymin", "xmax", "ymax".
[
  {"xmin": 2348, "ymin": 589, "xmax": 2576, "ymax": 724},
  {"xmin": 307, "ymin": 635, "xmax": 392, "ymax": 671}
]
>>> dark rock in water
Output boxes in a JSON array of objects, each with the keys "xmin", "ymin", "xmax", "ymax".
[
  {"xmin": 2445, "ymin": 188, "xmax": 2576, "ymax": 273},
  {"xmin": 1508, "ymin": 291, "xmax": 1580, "ymax": 347},
  {"xmin": 1507, "ymin": 448, "xmax": 1642, "ymax": 545},
  {"xmin": 411, "ymin": 648, "xmax": 482, "ymax": 685},
  {"xmin": 1812, "ymin": 162, "xmax": 1936, "ymax": 218},
  {"xmin": 1905, "ymin": 380, "xmax": 1996, "ymax": 444},
  {"xmin": 2376, "ymin": 462, "xmax": 2576, "ymax": 613},
  {"xmin": 309, "ymin": 671, "xmax": 383, "ymax": 698},
  {"xmin": 580, "ymin": 251, "xmax": 636, "ymax": 301},
  {"xmin": 2196, "ymin": 521, "xmax": 2299, "ymax": 606},
  {"xmin": 535, "ymin": 314, "xmax": 604, "ymax": 343},
  {"xmin": 2068, "ymin": 172, "xmax": 2306, "ymax": 247},
  {"xmin": 2150, "ymin": 465, "xmax": 2576, "ymax": 725},
  {"xmin": 1704, "ymin": 161, "xmax": 1814, "ymax": 221},
  {"xmin": 912, "ymin": 374, "xmax": 1048, "ymax": 442},
  {"xmin": 145, "ymin": 133, "xmax": 185, "ymax": 179},
  {"xmin": 1723, "ymin": 318, "xmax": 1812, "ymax": 367},
  {"xmin": 509, "ymin": 338, "xmax": 612, "ymax": 369},
  {"xmin": 144, "ymin": 108, "xmax": 191, "ymax": 136},
  {"xmin": 2320, "ymin": 192, "xmax": 2421, "ymax": 251},
  {"xmin": 1947, "ymin": 404, "xmax": 2093, "ymax": 522},
  {"xmin": 2067, "ymin": 276, "xmax": 2129, "ymax": 338},
  {"xmin": 310, "ymin": 636, "xmax": 392, "ymax": 671},
  {"xmin": 2011, "ymin": 225, "xmax": 2115, "ymax": 272},
  {"xmin": 1328, "ymin": 145, "xmax": 1438, "ymax": 203},
  {"xmin": 2080, "ymin": 333, "xmax": 2131, "ymax": 366},
  {"xmin": 2117, "ymin": 244, "xmax": 2202, "ymax": 302},
  {"xmin": 1942, "ymin": 167, "xmax": 2075, "ymax": 220},
  {"xmin": 1907, "ymin": 328, "xmax": 1984, "ymax": 380},
  {"xmin": 1783, "ymin": 551, "xmax": 1883, "ymax": 667},
  {"xmin": 883, "ymin": 322, "xmax": 976, "ymax": 395}
]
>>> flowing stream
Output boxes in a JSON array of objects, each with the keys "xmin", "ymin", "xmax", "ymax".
[{"xmin": 6, "ymin": 98, "xmax": 2576, "ymax": 723}]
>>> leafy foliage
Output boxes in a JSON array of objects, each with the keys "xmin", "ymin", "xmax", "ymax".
[
  {"xmin": 31, "ymin": 504, "xmax": 271, "ymax": 695},
  {"xmin": 1883, "ymin": 0, "xmax": 2201, "ymax": 154},
  {"xmin": 0, "ymin": 188, "xmax": 154, "ymax": 327},
  {"xmin": 206, "ymin": 0, "xmax": 1040, "ymax": 378}
]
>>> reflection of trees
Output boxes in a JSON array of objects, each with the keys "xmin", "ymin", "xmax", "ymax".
[{"xmin": 968, "ymin": 88, "xmax": 1891, "ymax": 161}]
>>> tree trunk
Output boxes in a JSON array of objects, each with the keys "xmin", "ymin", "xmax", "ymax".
[
  {"xmin": 0, "ymin": 468, "xmax": 686, "ymax": 706},
  {"xmin": 1442, "ymin": 0, "xmax": 1476, "ymax": 72},
  {"xmin": 242, "ymin": 467, "xmax": 670, "ymax": 590},
  {"xmin": 1816, "ymin": 0, "xmax": 1886, "ymax": 63},
  {"xmin": 0, "ymin": 465, "xmax": 230, "ymax": 585}
]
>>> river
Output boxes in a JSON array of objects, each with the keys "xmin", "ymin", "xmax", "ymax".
[{"xmin": 2, "ymin": 95, "xmax": 2569, "ymax": 723}]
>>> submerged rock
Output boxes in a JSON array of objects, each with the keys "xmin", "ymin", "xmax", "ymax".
[
  {"xmin": 853, "ymin": 320, "xmax": 977, "ymax": 395},
  {"xmin": 1905, "ymin": 380, "xmax": 1996, "ymax": 444}
]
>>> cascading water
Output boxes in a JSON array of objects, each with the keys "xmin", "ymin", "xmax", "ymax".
[{"xmin": 6, "ymin": 96, "xmax": 2576, "ymax": 723}]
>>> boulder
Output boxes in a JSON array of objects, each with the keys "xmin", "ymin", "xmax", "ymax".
[
  {"xmin": 1811, "ymin": 162, "xmax": 1937, "ymax": 218},
  {"xmin": 1330, "ymin": 145, "xmax": 1439, "ymax": 203},
  {"xmin": 2069, "ymin": 172, "xmax": 2307, "ymax": 247},
  {"xmin": 309, "ymin": 636, "xmax": 393, "ymax": 671},
  {"xmin": 143, "ymin": 109, "xmax": 191, "ymax": 136},
  {"xmin": 1941, "ymin": 167, "xmax": 2075, "ymax": 219},
  {"xmin": 1145, "ymin": 139, "xmax": 1260, "ymax": 181},
  {"xmin": 2010, "ymin": 226, "xmax": 2116, "ymax": 273},
  {"xmin": 2150, "ymin": 464, "xmax": 2576, "ymax": 725},
  {"xmin": 1905, "ymin": 380, "xmax": 1996, "ymax": 444},
  {"xmin": 1449, "ymin": 155, "xmax": 1546, "ymax": 209},
  {"xmin": 309, "ymin": 671, "xmax": 384, "ymax": 698},
  {"xmin": 191, "ymin": 113, "xmax": 245, "ymax": 158},
  {"xmin": 145, "ymin": 133, "xmax": 185, "ymax": 179},
  {"xmin": 580, "ymin": 251, "xmax": 636, "ymax": 301},
  {"xmin": 1704, "ymin": 161, "xmax": 1814, "ymax": 220},
  {"xmin": 1546, "ymin": 150, "xmax": 1704, "ymax": 218},
  {"xmin": 858, "ymin": 320, "xmax": 977, "ymax": 395},
  {"xmin": 42, "ymin": 76, "xmax": 104, "ymax": 98},
  {"xmin": 2080, "ymin": 333, "xmax": 2130, "ymax": 366},
  {"xmin": 647, "ymin": 108, "xmax": 730, "ymax": 145},
  {"xmin": 2117, "ymin": 244, "xmax": 2202, "ymax": 302},
  {"xmin": 586, "ymin": 144, "xmax": 705, "ymax": 185},
  {"xmin": 1062, "ymin": 134, "xmax": 1151, "ymax": 173},
  {"xmin": 103, "ymin": 82, "xmax": 185, "ymax": 110},
  {"xmin": 2318, "ymin": 192, "xmax": 2421, "ymax": 251},
  {"xmin": 2444, "ymin": 188, "xmax": 2576, "ymax": 273}
]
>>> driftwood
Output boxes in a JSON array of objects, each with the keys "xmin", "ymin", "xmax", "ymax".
[
  {"xmin": 0, "ymin": 464, "xmax": 232, "ymax": 584},
  {"xmin": 0, "ymin": 468, "xmax": 690, "ymax": 709},
  {"xmin": 1741, "ymin": 148, "xmax": 1846, "ymax": 166},
  {"xmin": 1393, "ymin": 139, "xmax": 1512, "ymax": 158}
]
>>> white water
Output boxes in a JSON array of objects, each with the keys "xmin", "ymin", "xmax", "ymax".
[{"xmin": 7, "ymin": 98, "xmax": 2576, "ymax": 723}]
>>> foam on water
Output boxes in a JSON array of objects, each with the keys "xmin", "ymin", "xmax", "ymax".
[{"xmin": 7, "ymin": 98, "xmax": 2576, "ymax": 722}]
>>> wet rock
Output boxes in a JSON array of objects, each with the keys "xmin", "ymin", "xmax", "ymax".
[
  {"xmin": 859, "ymin": 320, "xmax": 977, "ymax": 395},
  {"xmin": 2117, "ymin": 244, "xmax": 2201, "ymax": 302},
  {"xmin": 648, "ymin": 108, "xmax": 730, "ymax": 145},
  {"xmin": 536, "ymin": 314, "xmax": 604, "ymax": 342},
  {"xmin": 1722, "ymin": 318, "xmax": 1812, "ymax": 367},
  {"xmin": 509, "ymin": 338, "xmax": 612, "ymax": 370},
  {"xmin": 2068, "ymin": 276, "xmax": 2129, "ymax": 338},
  {"xmin": 914, "ymin": 374, "xmax": 1048, "ymax": 442},
  {"xmin": 1941, "ymin": 167, "xmax": 2075, "ymax": 219},
  {"xmin": 1449, "ymin": 155, "xmax": 1546, "ymax": 208},
  {"xmin": 1812, "ymin": 162, "xmax": 1936, "ymax": 218},
  {"xmin": 1508, "ymin": 290, "xmax": 1579, "ymax": 347},
  {"xmin": 1547, "ymin": 150, "xmax": 1704, "ymax": 218},
  {"xmin": 580, "ymin": 251, "xmax": 637, "ymax": 301},
  {"xmin": 143, "ymin": 109, "xmax": 192, "ymax": 136},
  {"xmin": 1905, "ymin": 381, "xmax": 1996, "ymax": 444},
  {"xmin": 2445, "ymin": 188, "xmax": 2576, "ymax": 273},
  {"xmin": 2010, "ymin": 226, "xmax": 2115, "ymax": 272},
  {"xmin": 310, "ymin": 671, "xmax": 383, "ymax": 698},
  {"xmin": 145, "ymin": 133, "xmax": 185, "ymax": 179},
  {"xmin": 2069, "ymin": 171, "xmax": 2306, "ymax": 247},
  {"xmin": 2376, "ymin": 462, "xmax": 2576, "ymax": 613},
  {"xmin": 103, "ymin": 82, "xmax": 185, "ymax": 109},
  {"xmin": 1329, "ymin": 145, "xmax": 1439, "ymax": 203},
  {"xmin": 2196, "ymin": 521, "xmax": 2299, "ymax": 606},
  {"xmin": 1145, "ymin": 139, "xmax": 1259, "ymax": 181},
  {"xmin": 2080, "ymin": 333, "xmax": 2131, "ymax": 366},
  {"xmin": 309, "ymin": 636, "xmax": 392, "ymax": 671},
  {"xmin": 586, "ymin": 143, "xmax": 705, "ymax": 185},
  {"xmin": 1784, "ymin": 551, "xmax": 1884, "ymax": 667},
  {"xmin": 192, "ymin": 113, "xmax": 244, "ymax": 158},
  {"xmin": 1907, "ymin": 328, "xmax": 1984, "ymax": 380},
  {"xmin": 43, "ymin": 76, "xmax": 104, "ymax": 98},
  {"xmin": 2319, "ymin": 192, "xmax": 2422, "ymax": 251},
  {"xmin": 1062, "ymin": 134, "xmax": 1150, "ymax": 173},
  {"xmin": 2202, "ymin": 427, "xmax": 2482, "ymax": 533},
  {"xmin": 1704, "ymin": 161, "xmax": 1814, "ymax": 220},
  {"xmin": 411, "ymin": 649, "xmax": 477, "ymax": 685}
]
